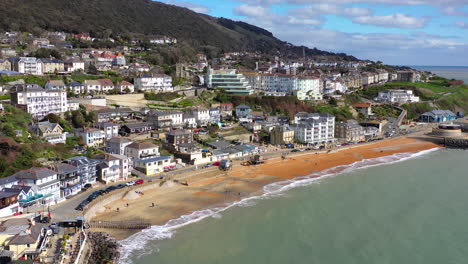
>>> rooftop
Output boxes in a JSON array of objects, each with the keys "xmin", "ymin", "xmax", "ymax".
[{"xmin": 134, "ymin": 156, "xmax": 171, "ymax": 163}]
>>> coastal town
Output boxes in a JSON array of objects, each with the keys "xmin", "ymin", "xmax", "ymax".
[{"xmin": 0, "ymin": 30, "xmax": 467, "ymax": 263}]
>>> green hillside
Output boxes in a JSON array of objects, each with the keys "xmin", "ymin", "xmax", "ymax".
[{"xmin": 0, "ymin": 0, "xmax": 356, "ymax": 60}]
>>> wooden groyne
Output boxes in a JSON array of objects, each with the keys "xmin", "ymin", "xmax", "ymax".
[
  {"xmin": 444, "ymin": 137, "xmax": 468, "ymax": 149},
  {"xmin": 88, "ymin": 220, "xmax": 151, "ymax": 230}
]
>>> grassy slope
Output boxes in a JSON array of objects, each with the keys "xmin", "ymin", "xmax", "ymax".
[{"xmin": 358, "ymin": 79, "xmax": 468, "ymax": 119}]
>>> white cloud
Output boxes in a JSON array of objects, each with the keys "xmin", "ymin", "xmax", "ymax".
[
  {"xmin": 166, "ymin": 0, "xmax": 211, "ymax": 13},
  {"xmin": 234, "ymin": 4, "xmax": 270, "ymax": 17},
  {"xmin": 290, "ymin": 4, "xmax": 371, "ymax": 18},
  {"xmin": 352, "ymin": 13, "xmax": 427, "ymax": 29},
  {"xmin": 455, "ymin": 21, "xmax": 468, "ymax": 28},
  {"xmin": 288, "ymin": 17, "xmax": 323, "ymax": 25}
]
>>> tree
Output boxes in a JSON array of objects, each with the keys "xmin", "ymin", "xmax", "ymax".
[
  {"xmin": 42, "ymin": 113, "xmax": 61, "ymax": 123},
  {"xmin": 71, "ymin": 111, "xmax": 86, "ymax": 128},
  {"xmin": 86, "ymin": 111, "xmax": 97, "ymax": 124},
  {"xmin": 88, "ymin": 64, "xmax": 98, "ymax": 75}
]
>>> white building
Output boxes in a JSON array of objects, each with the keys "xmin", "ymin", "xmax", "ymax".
[
  {"xmin": 67, "ymin": 81, "xmax": 85, "ymax": 94},
  {"xmin": 74, "ymin": 128, "xmax": 106, "ymax": 147},
  {"xmin": 94, "ymin": 153, "xmax": 131, "ymax": 184},
  {"xmin": 295, "ymin": 77, "xmax": 322, "ymax": 100},
  {"xmin": 106, "ymin": 137, "xmax": 133, "ymax": 155},
  {"xmin": 67, "ymin": 100, "xmax": 80, "ymax": 111},
  {"xmin": 206, "ymin": 68, "xmax": 254, "ymax": 95},
  {"xmin": 93, "ymin": 122, "xmax": 120, "ymax": 139},
  {"xmin": 84, "ymin": 80, "xmax": 102, "ymax": 93},
  {"xmin": 9, "ymin": 57, "xmax": 43, "ymax": 75},
  {"xmin": 117, "ymin": 81, "xmax": 135, "ymax": 93},
  {"xmin": 291, "ymin": 113, "xmax": 336, "ymax": 144},
  {"xmin": 147, "ymin": 110, "xmax": 184, "ymax": 129},
  {"xmin": 10, "ymin": 84, "xmax": 68, "ymax": 119},
  {"xmin": 134, "ymin": 74, "xmax": 173, "ymax": 92},
  {"xmin": 375, "ymin": 90, "xmax": 420, "ymax": 104},
  {"xmin": 65, "ymin": 59, "xmax": 85, "ymax": 73},
  {"xmin": 13, "ymin": 168, "xmax": 61, "ymax": 204},
  {"xmin": 125, "ymin": 142, "xmax": 160, "ymax": 159},
  {"xmin": 185, "ymin": 107, "xmax": 210, "ymax": 126},
  {"xmin": 262, "ymin": 74, "xmax": 297, "ymax": 93}
]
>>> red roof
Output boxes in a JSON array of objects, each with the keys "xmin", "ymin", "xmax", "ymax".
[
  {"xmin": 98, "ymin": 79, "xmax": 114, "ymax": 86},
  {"xmin": 119, "ymin": 81, "xmax": 133, "ymax": 86},
  {"xmin": 353, "ymin": 103, "xmax": 371, "ymax": 108}
]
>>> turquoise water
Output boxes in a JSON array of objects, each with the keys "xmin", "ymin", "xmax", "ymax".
[
  {"xmin": 413, "ymin": 66, "xmax": 468, "ymax": 83},
  {"xmin": 122, "ymin": 149, "xmax": 468, "ymax": 264}
]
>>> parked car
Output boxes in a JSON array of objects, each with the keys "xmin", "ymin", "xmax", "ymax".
[
  {"xmin": 50, "ymin": 222, "xmax": 59, "ymax": 234},
  {"xmin": 212, "ymin": 161, "xmax": 221, "ymax": 166},
  {"xmin": 291, "ymin": 149, "xmax": 300, "ymax": 153},
  {"xmin": 135, "ymin": 179, "xmax": 145, "ymax": 185},
  {"xmin": 82, "ymin": 183, "xmax": 92, "ymax": 191},
  {"xmin": 126, "ymin": 181, "xmax": 136, "ymax": 186}
]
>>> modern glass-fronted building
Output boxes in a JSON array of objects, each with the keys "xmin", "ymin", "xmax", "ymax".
[{"xmin": 206, "ymin": 68, "xmax": 254, "ymax": 95}]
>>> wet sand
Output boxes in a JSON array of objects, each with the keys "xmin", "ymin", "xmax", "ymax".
[{"xmin": 91, "ymin": 136, "xmax": 441, "ymax": 240}]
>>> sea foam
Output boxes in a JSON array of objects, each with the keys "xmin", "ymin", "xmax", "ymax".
[{"xmin": 118, "ymin": 147, "xmax": 440, "ymax": 263}]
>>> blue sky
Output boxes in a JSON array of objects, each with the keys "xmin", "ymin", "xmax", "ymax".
[{"xmin": 163, "ymin": 0, "xmax": 468, "ymax": 66}]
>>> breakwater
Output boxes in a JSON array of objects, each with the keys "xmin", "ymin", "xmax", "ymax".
[{"xmin": 445, "ymin": 137, "xmax": 468, "ymax": 149}]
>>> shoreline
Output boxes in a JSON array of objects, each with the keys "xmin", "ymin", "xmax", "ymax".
[{"xmin": 88, "ymin": 136, "xmax": 442, "ymax": 260}]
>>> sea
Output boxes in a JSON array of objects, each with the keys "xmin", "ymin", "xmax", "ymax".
[
  {"xmin": 120, "ymin": 148, "xmax": 468, "ymax": 264},
  {"xmin": 412, "ymin": 66, "xmax": 468, "ymax": 83}
]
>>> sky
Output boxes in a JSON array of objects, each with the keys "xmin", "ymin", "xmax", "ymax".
[{"xmin": 161, "ymin": 0, "xmax": 468, "ymax": 66}]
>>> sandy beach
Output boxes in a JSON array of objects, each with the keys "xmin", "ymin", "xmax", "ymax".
[{"xmin": 90, "ymin": 135, "xmax": 441, "ymax": 240}]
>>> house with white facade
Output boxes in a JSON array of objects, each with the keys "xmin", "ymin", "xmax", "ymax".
[
  {"xmin": 375, "ymin": 90, "xmax": 420, "ymax": 104},
  {"xmin": 291, "ymin": 113, "xmax": 336, "ymax": 144},
  {"xmin": 13, "ymin": 168, "xmax": 61, "ymax": 204},
  {"xmin": 117, "ymin": 81, "xmax": 134, "ymax": 93},
  {"xmin": 84, "ymin": 80, "xmax": 101, "ymax": 93},
  {"xmin": 9, "ymin": 57, "xmax": 43, "ymax": 75},
  {"xmin": 125, "ymin": 142, "xmax": 160, "ymax": 159},
  {"xmin": 93, "ymin": 122, "xmax": 120, "ymax": 139},
  {"xmin": 106, "ymin": 137, "xmax": 133, "ymax": 155},
  {"xmin": 10, "ymin": 84, "xmax": 68, "ymax": 119},
  {"xmin": 94, "ymin": 153, "xmax": 131, "ymax": 184},
  {"xmin": 134, "ymin": 74, "xmax": 173, "ymax": 92},
  {"xmin": 65, "ymin": 156, "xmax": 99, "ymax": 185},
  {"xmin": 64, "ymin": 59, "xmax": 85, "ymax": 73},
  {"xmin": 147, "ymin": 109, "xmax": 184, "ymax": 129},
  {"xmin": 66, "ymin": 81, "xmax": 85, "ymax": 94},
  {"xmin": 185, "ymin": 107, "xmax": 210, "ymax": 126},
  {"xmin": 74, "ymin": 128, "xmax": 106, "ymax": 147},
  {"xmin": 97, "ymin": 79, "xmax": 115, "ymax": 93}
]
